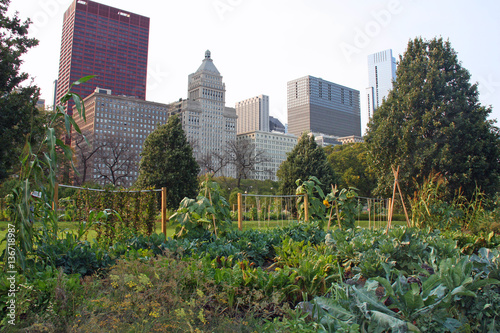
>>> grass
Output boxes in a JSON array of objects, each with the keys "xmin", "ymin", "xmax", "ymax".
[
  {"xmin": 0, "ymin": 220, "xmax": 177, "ymax": 254},
  {"xmin": 0, "ymin": 217, "xmax": 407, "ymax": 254}
]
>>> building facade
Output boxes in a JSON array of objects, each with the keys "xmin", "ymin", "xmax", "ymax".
[
  {"xmin": 168, "ymin": 50, "xmax": 237, "ymax": 177},
  {"xmin": 56, "ymin": 0, "xmax": 149, "ymax": 114},
  {"xmin": 366, "ymin": 49, "xmax": 397, "ymax": 118},
  {"xmin": 269, "ymin": 116, "xmax": 285, "ymax": 133},
  {"xmin": 71, "ymin": 88, "xmax": 169, "ymax": 187},
  {"xmin": 237, "ymin": 131, "xmax": 297, "ymax": 181},
  {"xmin": 235, "ymin": 95, "xmax": 269, "ymax": 134},
  {"xmin": 287, "ymin": 76, "xmax": 361, "ymax": 138}
]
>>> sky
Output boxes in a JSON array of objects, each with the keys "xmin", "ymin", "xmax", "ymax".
[{"xmin": 7, "ymin": 0, "xmax": 500, "ymax": 135}]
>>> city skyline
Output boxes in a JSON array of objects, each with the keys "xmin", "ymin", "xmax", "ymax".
[{"xmin": 8, "ymin": 0, "xmax": 500, "ymax": 134}]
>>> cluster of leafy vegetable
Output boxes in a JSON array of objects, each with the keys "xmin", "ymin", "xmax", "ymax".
[
  {"xmin": 302, "ymin": 248, "xmax": 500, "ymax": 332},
  {"xmin": 325, "ymin": 227, "xmax": 460, "ymax": 279}
]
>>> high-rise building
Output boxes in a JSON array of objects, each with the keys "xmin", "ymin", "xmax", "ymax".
[
  {"xmin": 237, "ymin": 131, "xmax": 297, "ymax": 181},
  {"xmin": 168, "ymin": 50, "xmax": 237, "ymax": 177},
  {"xmin": 269, "ymin": 116, "xmax": 285, "ymax": 133},
  {"xmin": 287, "ymin": 76, "xmax": 361, "ymax": 138},
  {"xmin": 71, "ymin": 88, "xmax": 169, "ymax": 187},
  {"xmin": 235, "ymin": 95, "xmax": 269, "ymax": 134},
  {"xmin": 366, "ymin": 49, "xmax": 397, "ymax": 118},
  {"xmin": 56, "ymin": 0, "xmax": 149, "ymax": 114}
]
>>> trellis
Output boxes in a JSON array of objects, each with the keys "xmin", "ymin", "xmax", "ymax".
[{"xmin": 54, "ymin": 184, "xmax": 169, "ymax": 239}]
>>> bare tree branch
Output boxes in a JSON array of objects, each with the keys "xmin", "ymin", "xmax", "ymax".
[
  {"xmin": 95, "ymin": 136, "xmax": 137, "ymax": 187},
  {"xmin": 226, "ymin": 140, "xmax": 272, "ymax": 188},
  {"xmin": 73, "ymin": 130, "xmax": 104, "ymax": 185},
  {"xmin": 197, "ymin": 149, "xmax": 229, "ymax": 177}
]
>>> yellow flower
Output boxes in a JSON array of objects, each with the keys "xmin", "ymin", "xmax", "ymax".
[
  {"xmin": 323, "ymin": 199, "xmax": 330, "ymax": 208},
  {"xmin": 149, "ymin": 311, "xmax": 160, "ymax": 318}
]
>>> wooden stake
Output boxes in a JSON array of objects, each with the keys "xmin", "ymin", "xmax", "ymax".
[
  {"xmin": 386, "ymin": 166, "xmax": 398, "ymax": 234},
  {"xmin": 208, "ymin": 187, "xmax": 218, "ymax": 238},
  {"xmin": 304, "ymin": 194, "xmax": 309, "ymax": 222},
  {"xmin": 391, "ymin": 165, "xmax": 410, "ymax": 227},
  {"xmin": 237, "ymin": 192, "xmax": 243, "ymax": 231},
  {"xmin": 161, "ymin": 187, "xmax": 167, "ymax": 235},
  {"xmin": 53, "ymin": 182, "xmax": 59, "ymax": 212}
]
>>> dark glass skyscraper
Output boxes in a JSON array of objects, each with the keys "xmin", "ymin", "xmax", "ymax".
[
  {"xmin": 56, "ymin": 0, "xmax": 149, "ymax": 114},
  {"xmin": 287, "ymin": 76, "xmax": 361, "ymax": 138}
]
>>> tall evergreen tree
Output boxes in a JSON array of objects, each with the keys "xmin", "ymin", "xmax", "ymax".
[
  {"xmin": 0, "ymin": 0, "xmax": 40, "ymax": 180},
  {"xmin": 277, "ymin": 133, "xmax": 339, "ymax": 195},
  {"xmin": 365, "ymin": 37, "xmax": 500, "ymax": 200},
  {"xmin": 136, "ymin": 115, "xmax": 200, "ymax": 209}
]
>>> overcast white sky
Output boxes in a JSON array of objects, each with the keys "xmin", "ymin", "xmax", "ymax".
[{"xmin": 8, "ymin": 0, "xmax": 500, "ymax": 134}]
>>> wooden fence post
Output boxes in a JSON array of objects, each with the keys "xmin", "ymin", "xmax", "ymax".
[
  {"xmin": 237, "ymin": 192, "xmax": 242, "ymax": 231},
  {"xmin": 304, "ymin": 194, "xmax": 309, "ymax": 222},
  {"xmin": 161, "ymin": 187, "xmax": 167, "ymax": 235},
  {"xmin": 53, "ymin": 182, "xmax": 59, "ymax": 212}
]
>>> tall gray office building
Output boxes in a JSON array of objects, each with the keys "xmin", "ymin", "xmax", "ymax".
[
  {"xmin": 167, "ymin": 50, "xmax": 237, "ymax": 177},
  {"xmin": 366, "ymin": 49, "xmax": 397, "ymax": 118},
  {"xmin": 235, "ymin": 95, "xmax": 269, "ymax": 134},
  {"xmin": 287, "ymin": 76, "xmax": 361, "ymax": 138}
]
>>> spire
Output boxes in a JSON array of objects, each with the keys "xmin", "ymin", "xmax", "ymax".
[{"xmin": 196, "ymin": 49, "xmax": 220, "ymax": 74}]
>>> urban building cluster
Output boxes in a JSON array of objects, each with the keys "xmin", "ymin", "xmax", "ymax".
[{"xmin": 57, "ymin": 0, "xmax": 396, "ymax": 187}]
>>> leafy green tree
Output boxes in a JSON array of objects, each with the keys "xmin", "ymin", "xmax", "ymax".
[
  {"xmin": 327, "ymin": 143, "xmax": 377, "ymax": 197},
  {"xmin": 136, "ymin": 115, "xmax": 200, "ymax": 209},
  {"xmin": 277, "ymin": 133, "xmax": 339, "ymax": 195},
  {"xmin": 365, "ymin": 37, "xmax": 500, "ymax": 200},
  {"xmin": 0, "ymin": 0, "xmax": 40, "ymax": 180}
]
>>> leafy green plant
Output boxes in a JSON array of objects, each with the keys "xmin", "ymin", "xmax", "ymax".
[
  {"xmin": 296, "ymin": 176, "xmax": 328, "ymax": 226},
  {"xmin": 170, "ymin": 179, "xmax": 232, "ymax": 238},
  {"xmin": 2, "ymin": 75, "xmax": 94, "ymax": 271},
  {"xmin": 324, "ymin": 186, "xmax": 359, "ymax": 230}
]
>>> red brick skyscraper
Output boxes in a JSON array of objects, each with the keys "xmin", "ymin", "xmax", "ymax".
[{"xmin": 56, "ymin": 0, "xmax": 149, "ymax": 113}]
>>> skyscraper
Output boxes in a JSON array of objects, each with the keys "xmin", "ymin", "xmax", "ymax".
[
  {"xmin": 56, "ymin": 0, "xmax": 149, "ymax": 114},
  {"xmin": 235, "ymin": 95, "xmax": 269, "ymax": 134},
  {"xmin": 366, "ymin": 49, "xmax": 397, "ymax": 118},
  {"xmin": 168, "ymin": 50, "xmax": 237, "ymax": 177},
  {"xmin": 287, "ymin": 76, "xmax": 361, "ymax": 138}
]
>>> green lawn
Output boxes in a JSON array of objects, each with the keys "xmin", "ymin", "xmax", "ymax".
[
  {"xmin": 0, "ymin": 220, "xmax": 177, "ymax": 254},
  {"xmin": 0, "ymin": 218, "xmax": 406, "ymax": 254}
]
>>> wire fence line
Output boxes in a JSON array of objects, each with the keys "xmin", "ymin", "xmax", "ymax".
[{"xmin": 58, "ymin": 184, "xmax": 163, "ymax": 193}]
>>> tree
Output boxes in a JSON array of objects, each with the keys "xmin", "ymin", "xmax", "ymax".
[
  {"xmin": 95, "ymin": 136, "xmax": 136, "ymax": 187},
  {"xmin": 327, "ymin": 142, "xmax": 377, "ymax": 197},
  {"xmin": 73, "ymin": 130, "xmax": 104, "ymax": 185},
  {"xmin": 136, "ymin": 115, "xmax": 200, "ymax": 209},
  {"xmin": 365, "ymin": 37, "xmax": 500, "ymax": 200},
  {"xmin": 197, "ymin": 149, "xmax": 229, "ymax": 177},
  {"xmin": 277, "ymin": 133, "xmax": 339, "ymax": 195},
  {"xmin": 227, "ymin": 139, "xmax": 272, "ymax": 188},
  {"xmin": 0, "ymin": 0, "xmax": 40, "ymax": 180}
]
